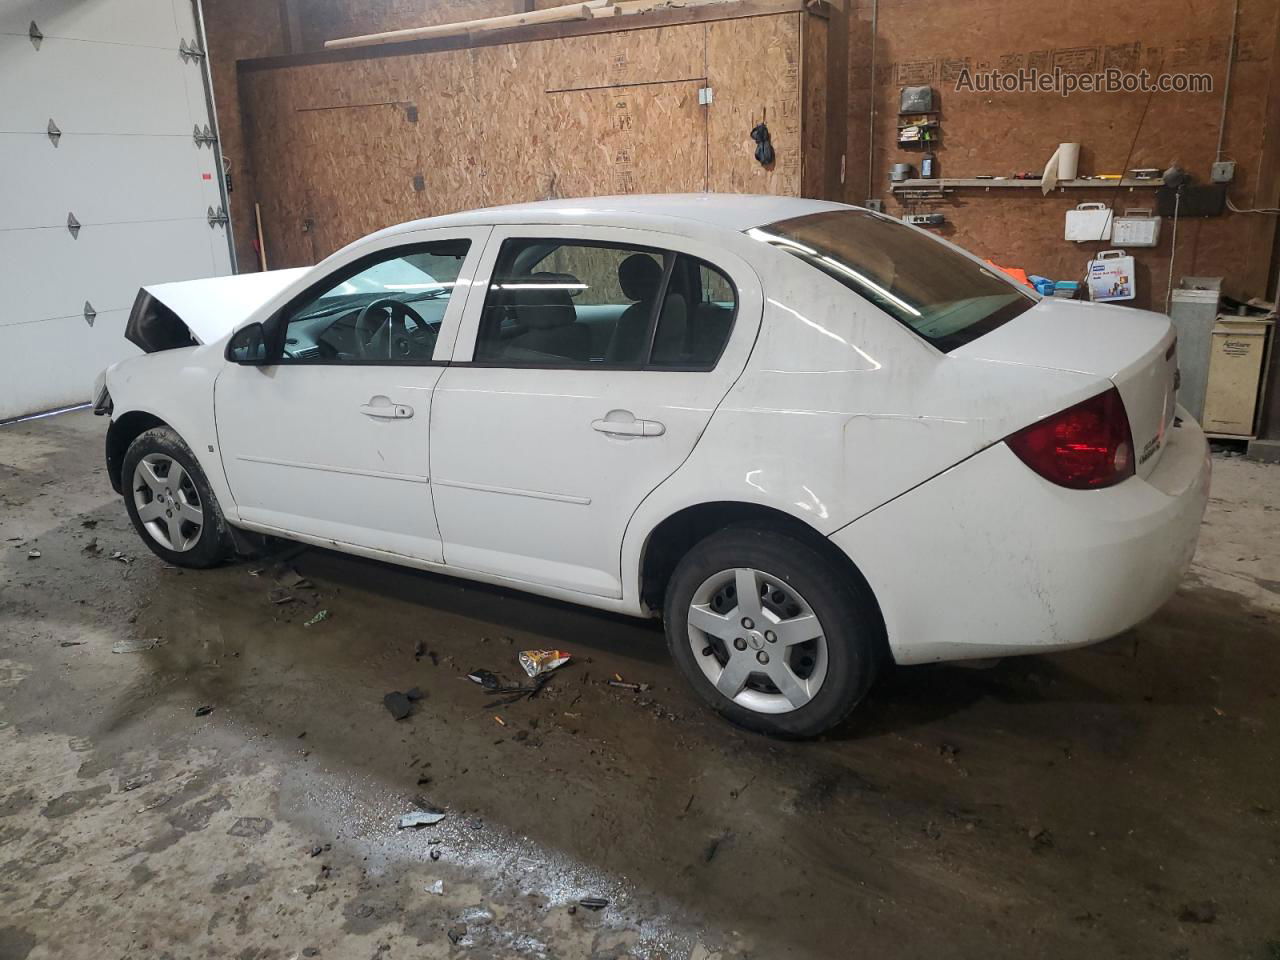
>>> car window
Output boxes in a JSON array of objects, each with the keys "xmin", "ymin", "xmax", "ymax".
[
  {"xmin": 473, "ymin": 239, "xmax": 735, "ymax": 369},
  {"xmin": 280, "ymin": 239, "xmax": 470, "ymax": 364},
  {"xmin": 649, "ymin": 256, "xmax": 737, "ymax": 368},
  {"xmin": 750, "ymin": 209, "xmax": 1034, "ymax": 352}
]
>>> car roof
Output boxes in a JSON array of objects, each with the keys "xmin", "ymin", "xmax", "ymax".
[{"xmin": 370, "ymin": 194, "xmax": 852, "ymax": 238}]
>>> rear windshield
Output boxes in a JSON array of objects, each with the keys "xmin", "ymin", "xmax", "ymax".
[{"xmin": 750, "ymin": 209, "xmax": 1035, "ymax": 351}]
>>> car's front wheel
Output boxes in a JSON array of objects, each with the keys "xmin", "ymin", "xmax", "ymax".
[
  {"xmin": 121, "ymin": 426, "xmax": 233, "ymax": 569},
  {"xmin": 664, "ymin": 526, "xmax": 882, "ymax": 737}
]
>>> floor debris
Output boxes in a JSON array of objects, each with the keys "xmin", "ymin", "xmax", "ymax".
[
  {"xmin": 446, "ymin": 924, "xmax": 466, "ymax": 944},
  {"xmin": 518, "ymin": 649, "xmax": 571, "ymax": 678},
  {"xmin": 195, "ymin": 704, "xmax": 214, "ymax": 717},
  {"xmin": 427, "ymin": 879, "xmax": 444, "ymax": 895},
  {"xmin": 268, "ymin": 587, "xmax": 295, "ymax": 605},
  {"xmin": 383, "ymin": 691, "xmax": 413, "ymax": 721},
  {"xmin": 578, "ymin": 896, "xmax": 609, "ymax": 911},
  {"xmin": 110, "ymin": 637, "xmax": 166, "ymax": 654},
  {"xmin": 398, "ymin": 810, "xmax": 446, "ymax": 829},
  {"xmin": 607, "ymin": 679, "xmax": 649, "ymax": 692},
  {"xmin": 120, "ymin": 773, "xmax": 152, "ymax": 792},
  {"xmin": 27, "ymin": 548, "xmax": 41, "ymax": 559},
  {"xmin": 303, "ymin": 609, "xmax": 329, "ymax": 627}
]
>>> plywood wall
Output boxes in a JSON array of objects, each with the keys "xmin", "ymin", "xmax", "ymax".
[
  {"xmin": 237, "ymin": 11, "xmax": 823, "ymax": 267},
  {"xmin": 845, "ymin": 0, "xmax": 1280, "ymax": 308}
]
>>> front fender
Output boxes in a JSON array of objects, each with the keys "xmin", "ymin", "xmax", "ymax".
[{"xmin": 102, "ymin": 346, "xmax": 231, "ymax": 510}]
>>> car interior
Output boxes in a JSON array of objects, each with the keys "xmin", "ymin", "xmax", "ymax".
[
  {"xmin": 474, "ymin": 240, "xmax": 737, "ymax": 368},
  {"xmin": 276, "ymin": 237, "xmax": 736, "ymax": 367}
]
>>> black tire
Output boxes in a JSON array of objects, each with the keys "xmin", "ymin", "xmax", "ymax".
[
  {"xmin": 121, "ymin": 426, "xmax": 234, "ymax": 569},
  {"xmin": 664, "ymin": 526, "xmax": 882, "ymax": 738}
]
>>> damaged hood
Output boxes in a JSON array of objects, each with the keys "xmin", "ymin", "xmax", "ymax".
[{"xmin": 126, "ymin": 268, "xmax": 309, "ymax": 353}]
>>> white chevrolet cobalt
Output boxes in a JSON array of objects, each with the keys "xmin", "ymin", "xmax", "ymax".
[{"xmin": 95, "ymin": 195, "xmax": 1210, "ymax": 736}]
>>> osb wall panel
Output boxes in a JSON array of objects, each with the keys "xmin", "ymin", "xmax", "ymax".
[
  {"xmin": 240, "ymin": 15, "xmax": 813, "ymax": 267},
  {"xmin": 844, "ymin": 0, "xmax": 1280, "ymax": 305},
  {"xmin": 548, "ymin": 82, "xmax": 708, "ymax": 196},
  {"xmin": 706, "ymin": 14, "xmax": 802, "ymax": 195},
  {"xmin": 206, "ymin": 0, "xmax": 517, "ymax": 267},
  {"xmin": 543, "ymin": 24, "xmax": 706, "ymax": 89},
  {"xmin": 202, "ymin": 0, "xmax": 286, "ymax": 266}
]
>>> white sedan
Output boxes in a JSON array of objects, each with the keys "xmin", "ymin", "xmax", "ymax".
[{"xmin": 94, "ymin": 195, "xmax": 1210, "ymax": 736}]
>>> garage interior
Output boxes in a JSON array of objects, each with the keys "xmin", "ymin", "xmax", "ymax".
[{"xmin": 3, "ymin": 0, "xmax": 1280, "ymax": 956}]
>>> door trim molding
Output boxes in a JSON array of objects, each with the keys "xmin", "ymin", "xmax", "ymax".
[
  {"xmin": 432, "ymin": 477, "xmax": 590, "ymax": 505},
  {"xmin": 236, "ymin": 454, "xmax": 429, "ymax": 484}
]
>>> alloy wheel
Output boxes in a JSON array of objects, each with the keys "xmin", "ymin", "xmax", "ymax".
[
  {"xmin": 132, "ymin": 454, "xmax": 204, "ymax": 552},
  {"xmin": 686, "ymin": 567, "xmax": 829, "ymax": 714}
]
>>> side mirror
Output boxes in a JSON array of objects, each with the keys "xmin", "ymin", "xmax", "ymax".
[{"xmin": 226, "ymin": 322, "xmax": 270, "ymax": 365}]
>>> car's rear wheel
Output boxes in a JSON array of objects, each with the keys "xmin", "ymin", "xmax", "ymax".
[
  {"xmin": 122, "ymin": 427, "xmax": 233, "ymax": 569},
  {"xmin": 664, "ymin": 526, "xmax": 881, "ymax": 737}
]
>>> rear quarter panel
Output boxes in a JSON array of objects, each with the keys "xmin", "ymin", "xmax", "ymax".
[{"xmin": 621, "ymin": 247, "xmax": 1109, "ymax": 605}]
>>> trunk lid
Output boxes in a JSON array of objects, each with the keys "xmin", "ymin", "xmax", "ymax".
[
  {"xmin": 952, "ymin": 298, "xmax": 1179, "ymax": 477},
  {"xmin": 126, "ymin": 268, "xmax": 308, "ymax": 353}
]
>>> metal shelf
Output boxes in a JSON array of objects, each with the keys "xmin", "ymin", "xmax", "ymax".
[{"xmin": 890, "ymin": 178, "xmax": 1162, "ymax": 192}]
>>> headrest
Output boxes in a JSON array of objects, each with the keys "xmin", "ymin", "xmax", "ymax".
[
  {"xmin": 515, "ymin": 272, "xmax": 577, "ymax": 330},
  {"xmin": 618, "ymin": 254, "xmax": 662, "ymax": 302}
]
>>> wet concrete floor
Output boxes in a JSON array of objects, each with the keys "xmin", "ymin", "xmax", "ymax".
[{"xmin": 1, "ymin": 410, "xmax": 1278, "ymax": 959}]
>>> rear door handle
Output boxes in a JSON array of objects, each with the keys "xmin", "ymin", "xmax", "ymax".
[
  {"xmin": 592, "ymin": 413, "xmax": 665, "ymax": 437},
  {"xmin": 360, "ymin": 398, "xmax": 413, "ymax": 419}
]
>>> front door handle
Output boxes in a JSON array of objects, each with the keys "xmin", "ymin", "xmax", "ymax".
[
  {"xmin": 592, "ymin": 411, "xmax": 665, "ymax": 437},
  {"xmin": 360, "ymin": 397, "xmax": 413, "ymax": 419}
]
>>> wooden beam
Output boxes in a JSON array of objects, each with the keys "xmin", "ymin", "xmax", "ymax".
[{"xmin": 325, "ymin": 2, "xmax": 600, "ymax": 50}]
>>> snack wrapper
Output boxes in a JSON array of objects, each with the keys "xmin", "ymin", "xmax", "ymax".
[{"xmin": 519, "ymin": 649, "xmax": 570, "ymax": 678}]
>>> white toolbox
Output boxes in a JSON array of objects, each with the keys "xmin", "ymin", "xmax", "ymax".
[
  {"xmin": 1111, "ymin": 208, "xmax": 1161, "ymax": 247},
  {"xmin": 1065, "ymin": 202, "xmax": 1114, "ymax": 242}
]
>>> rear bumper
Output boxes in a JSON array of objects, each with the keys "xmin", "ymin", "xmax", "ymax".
[{"xmin": 831, "ymin": 406, "xmax": 1211, "ymax": 664}]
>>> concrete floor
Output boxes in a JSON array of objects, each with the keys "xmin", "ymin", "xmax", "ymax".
[{"xmin": 1, "ymin": 410, "xmax": 1278, "ymax": 960}]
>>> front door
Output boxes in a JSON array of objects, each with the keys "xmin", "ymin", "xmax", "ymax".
[
  {"xmin": 214, "ymin": 228, "xmax": 488, "ymax": 562},
  {"xmin": 429, "ymin": 225, "xmax": 761, "ymax": 597}
]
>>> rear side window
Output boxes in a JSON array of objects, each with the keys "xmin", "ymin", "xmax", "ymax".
[
  {"xmin": 473, "ymin": 238, "xmax": 737, "ymax": 369},
  {"xmin": 750, "ymin": 210, "xmax": 1034, "ymax": 351}
]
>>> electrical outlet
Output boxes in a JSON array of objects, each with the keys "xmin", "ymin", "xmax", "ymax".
[
  {"xmin": 1210, "ymin": 161, "xmax": 1235, "ymax": 183},
  {"xmin": 866, "ymin": 199, "xmax": 884, "ymax": 213}
]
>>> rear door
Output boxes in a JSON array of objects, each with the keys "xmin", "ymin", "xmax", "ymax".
[
  {"xmin": 214, "ymin": 227, "xmax": 488, "ymax": 562},
  {"xmin": 429, "ymin": 225, "xmax": 762, "ymax": 598}
]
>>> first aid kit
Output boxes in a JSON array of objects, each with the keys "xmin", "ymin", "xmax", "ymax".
[{"xmin": 1086, "ymin": 249, "xmax": 1135, "ymax": 302}]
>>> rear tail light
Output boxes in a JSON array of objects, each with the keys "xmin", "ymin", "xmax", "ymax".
[{"xmin": 1005, "ymin": 387, "xmax": 1134, "ymax": 489}]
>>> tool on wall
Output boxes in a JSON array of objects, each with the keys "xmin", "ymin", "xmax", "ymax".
[{"xmin": 751, "ymin": 120, "xmax": 774, "ymax": 168}]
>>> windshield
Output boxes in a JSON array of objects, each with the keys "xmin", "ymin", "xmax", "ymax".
[{"xmin": 749, "ymin": 209, "xmax": 1035, "ymax": 351}]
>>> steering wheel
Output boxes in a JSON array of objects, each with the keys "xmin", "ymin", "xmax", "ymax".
[{"xmin": 353, "ymin": 298, "xmax": 433, "ymax": 360}]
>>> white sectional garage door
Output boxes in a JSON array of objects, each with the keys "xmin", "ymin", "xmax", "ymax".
[{"xmin": 0, "ymin": 0, "xmax": 234, "ymax": 420}]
